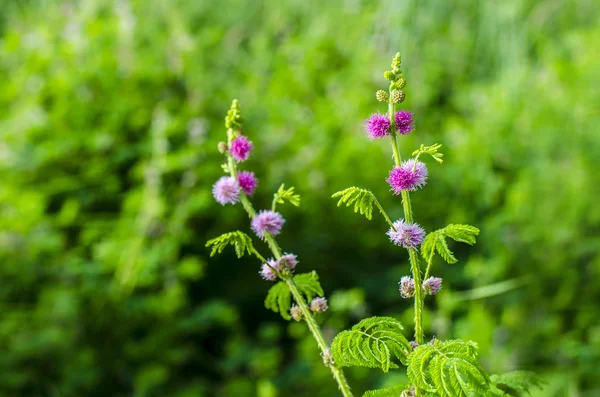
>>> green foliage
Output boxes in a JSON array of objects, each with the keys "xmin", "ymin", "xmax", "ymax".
[
  {"xmin": 421, "ymin": 225, "xmax": 480, "ymax": 264},
  {"xmin": 332, "ymin": 187, "xmax": 380, "ymax": 221},
  {"xmin": 362, "ymin": 384, "xmax": 408, "ymax": 397},
  {"xmin": 490, "ymin": 371, "xmax": 544, "ymax": 396},
  {"xmin": 407, "ymin": 340, "xmax": 490, "ymax": 397},
  {"xmin": 412, "ymin": 143, "xmax": 444, "ymax": 164},
  {"xmin": 273, "ymin": 184, "xmax": 301, "ymax": 208},
  {"xmin": 205, "ymin": 231, "xmax": 258, "ymax": 258},
  {"xmin": 331, "ymin": 317, "xmax": 411, "ymax": 372},
  {"xmin": 264, "ymin": 272, "xmax": 324, "ymax": 320}
]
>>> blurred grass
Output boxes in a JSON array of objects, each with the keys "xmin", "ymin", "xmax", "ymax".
[{"xmin": 0, "ymin": 0, "xmax": 599, "ymax": 396}]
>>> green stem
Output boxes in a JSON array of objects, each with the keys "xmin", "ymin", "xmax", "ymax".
[
  {"xmin": 388, "ymin": 91, "xmax": 425, "ymax": 346},
  {"xmin": 225, "ymin": 128, "xmax": 353, "ymax": 397},
  {"xmin": 424, "ymin": 246, "xmax": 436, "ymax": 281},
  {"xmin": 371, "ymin": 193, "xmax": 396, "ymax": 230}
]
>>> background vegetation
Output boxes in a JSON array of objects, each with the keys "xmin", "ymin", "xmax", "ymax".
[{"xmin": 0, "ymin": 0, "xmax": 599, "ymax": 396}]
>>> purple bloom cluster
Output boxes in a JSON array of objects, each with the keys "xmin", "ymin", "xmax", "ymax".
[
  {"xmin": 423, "ymin": 277, "xmax": 443, "ymax": 295},
  {"xmin": 290, "ymin": 305, "xmax": 303, "ymax": 321},
  {"xmin": 229, "ymin": 135, "xmax": 253, "ymax": 162},
  {"xmin": 237, "ymin": 171, "xmax": 258, "ymax": 195},
  {"xmin": 399, "ymin": 276, "xmax": 415, "ymax": 298},
  {"xmin": 310, "ymin": 297, "xmax": 328, "ymax": 313},
  {"xmin": 386, "ymin": 159, "xmax": 428, "ymax": 194},
  {"xmin": 259, "ymin": 252, "xmax": 298, "ymax": 281},
  {"xmin": 212, "ymin": 176, "xmax": 240, "ymax": 205},
  {"xmin": 388, "ymin": 219, "xmax": 425, "ymax": 249},
  {"xmin": 251, "ymin": 210, "xmax": 285, "ymax": 240},
  {"xmin": 365, "ymin": 113, "xmax": 391, "ymax": 139},
  {"xmin": 394, "ymin": 110, "xmax": 414, "ymax": 135}
]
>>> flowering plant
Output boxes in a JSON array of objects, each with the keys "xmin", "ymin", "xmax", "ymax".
[{"xmin": 206, "ymin": 54, "xmax": 543, "ymax": 397}]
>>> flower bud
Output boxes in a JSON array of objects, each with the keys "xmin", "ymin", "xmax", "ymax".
[
  {"xmin": 322, "ymin": 348, "xmax": 335, "ymax": 366},
  {"xmin": 217, "ymin": 141, "xmax": 228, "ymax": 153},
  {"xmin": 290, "ymin": 305, "xmax": 303, "ymax": 321},
  {"xmin": 383, "ymin": 71, "xmax": 395, "ymax": 81},
  {"xmin": 375, "ymin": 90, "xmax": 388, "ymax": 103},
  {"xmin": 401, "ymin": 387, "xmax": 416, "ymax": 397},
  {"xmin": 391, "ymin": 90, "xmax": 406, "ymax": 104},
  {"xmin": 396, "ymin": 76, "xmax": 406, "ymax": 89},
  {"xmin": 422, "ymin": 277, "xmax": 443, "ymax": 295}
]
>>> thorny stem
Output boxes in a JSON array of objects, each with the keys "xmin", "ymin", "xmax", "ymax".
[
  {"xmin": 226, "ymin": 128, "xmax": 354, "ymax": 397},
  {"xmin": 388, "ymin": 85, "xmax": 425, "ymax": 395}
]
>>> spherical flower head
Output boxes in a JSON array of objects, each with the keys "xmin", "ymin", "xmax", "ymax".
[
  {"xmin": 212, "ymin": 176, "xmax": 240, "ymax": 205},
  {"xmin": 229, "ymin": 135, "xmax": 253, "ymax": 162},
  {"xmin": 394, "ymin": 110, "xmax": 414, "ymax": 135},
  {"xmin": 251, "ymin": 210, "xmax": 285, "ymax": 240},
  {"xmin": 388, "ymin": 219, "xmax": 426, "ymax": 249},
  {"xmin": 279, "ymin": 253, "xmax": 298, "ymax": 270},
  {"xmin": 365, "ymin": 113, "xmax": 391, "ymax": 139},
  {"xmin": 237, "ymin": 171, "xmax": 258, "ymax": 195},
  {"xmin": 259, "ymin": 259, "xmax": 280, "ymax": 281},
  {"xmin": 290, "ymin": 305, "xmax": 303, "ymax": 321},
  {"xmin": 399, "ymin": 276, "xmax": 415, "ymax": 298},
  {"xmin": 423, "ymin": 277, "xmax": 443, "ymax": 295},
  {"xmin": 387, "ymin": 159, "xmax": 428, "ymax": 194},
  {"xmin": 310, "ymin": 297, "xmax": 328, "ymax": 313}
]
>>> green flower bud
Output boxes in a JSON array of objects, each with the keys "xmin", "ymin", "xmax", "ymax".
[
  {"xmin": 383, "ymin": 71, "xmax": 395, "ymax": 81},
  {"xmin": 217, "ymin": 141, "xmax": 228, "ymax": 153},
  {"xmin": 375, "ymin": 90, "xmax": 388, "ymax": 102},
  {"xmin": 391, "ymin": 53, "xmax": 402, "ymax": 69},
  {"xmin": 391, "ymin": 90, "xmax": 406, "ymax": 104},
  {"xmin": 396, "ymin": 76, "xmax": 406, "ymax": 89},
  {"xmin": 225, "ymin": 99, "xmax": 243, "ymax": 129}
]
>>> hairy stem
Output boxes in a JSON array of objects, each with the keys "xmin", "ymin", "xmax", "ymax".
[
  {"xmin": 226, "ymin": 128, "xmax": 353, "ymax": 397},
  {"xmin": 388, "ymin": 93, "xmax": 425, "ymax": 346}
]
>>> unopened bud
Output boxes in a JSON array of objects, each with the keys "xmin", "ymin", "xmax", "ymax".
[
  {"xmin": 375, "ymin": 90, "xmax": 388, "ymax": 103},
  {"xmin": 322, "ymin": 348, "xmax": 335, "ymax": 366},
  {"xmin": 391, "ymin": 90, "xmax": 406, "ymax": 104},
  {"xmin": 383, "ymin": 71, "xmax": 395, "ymax": 81},
  {"xmin": 290, "ymin": 305, "xmax": 303, "ymax": 321},
  {"xmin": 396, "ymin": 76, "xmax": 406, "ymax": 89},
  {"xmin": 217, "ymin": 141, "xmax": 228, "ymax": 153}
]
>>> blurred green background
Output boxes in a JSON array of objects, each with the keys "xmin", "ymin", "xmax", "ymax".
[{"xmin": 1, "ymin": 0, "xmax": 599, "ymax": 396}]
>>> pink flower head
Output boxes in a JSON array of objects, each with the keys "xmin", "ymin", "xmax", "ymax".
[
  {"xmin": 251, "ymin": 210, "xmax": 285, "ymax": 240},
  {"xmin": 423, "ymin": 277, "xmax": 443, "ymax": 295},
  {"xmin": 365, "ymin": 113, "xmax": 391, "ymax": 139},
  {"xmin": 310, "ymin": 297, "xmax": 328, "ymax": 313},
  {"xmin": 399, "ymin": 276, "xmax": 415, "ymax": 298},
  {"xmin": 394, "ymin": 110, "xmax": 414, "ymax": 135},
  {"xmin": 230, "ymin": 135, "xmax": 253, "ymax": 162},
  {"xmin": 259, "ymin": 258, "xmax": 280, "ymax": 281},
  {"xmin": 388, "ymin": 219, "xmax": 425, "ymax": 249},
  {"xmin": 279, "ymin": 253, "xmax": 298, "ymax": 270},
  {"xmin": 212, "ymin": 176, "xmax": 240, "ymax": 205},
  {"xmin": 386, "ymin": 159, "xmax": 428, "ymax": 194},
  {"xmin": 237, "ymin": 171, "xmax": 258, "ymax": 195}
]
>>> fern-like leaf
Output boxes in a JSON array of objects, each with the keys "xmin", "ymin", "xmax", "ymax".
[
  {"xmin": 264, "ymin": 272, "xmax": 324, "ymax": 320},
  {"xmin": 490, "ymin": 371, "xmax": 544, "ymax": 396},
  {"xmin": 332, "ymin": 186, "xmax": 388, "ymax": 221},
  {"xmin": 273, "ymin": 184, "xmax": 301, "ymax": 207},
  {"xmin": 331, "ymin": 316, "xmax": 411, "ymax": 372},
  {"xmin": 421, "ymin": 224, "xmax": 480, "ymax": 264},
  {"xmin": 205, "ymin": 231, "xmax": 256, "ymax": 258},
  {"xmin": 407, "ymin": 339, "xmax": 490, "ymax": 397},
  {"xmin": 362, "ymin": 384, "xmax": 408, "ymax": 397}
]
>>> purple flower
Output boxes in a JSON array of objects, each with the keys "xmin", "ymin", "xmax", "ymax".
[
  {"xmin": 310, "ymin": 297, "xmax": 328, "ymax": 313},
  {"xmin": 230, "ymin": 135, "xmax": 253, "ymax": 162},
  {"xmin": 388, "ymin": 219, "xmax": 426, "ymax": 249},
  {"xmin": 237, "ymin": 171, "xmax": 258, "ymax": 195},
  {"xmin": 279, "ymin": 253, "xmax": 298, "ymax": 270},
  {"xmin": 386, "ymin": 159, "xmax": 428, "ymax": 194},
  {"xmin": 423, "ymin": 277, "xmax": 443, "ymax": 295},
  {"xmin": 251, "ymin": 210, "xmax": 285, "ymax": 240},
  {"xmin": 290, "ymin": 305, "xmax": 303, "ymax": 321},
  {"xmin": 399, "ymin": 276, "xmax": 415, "ymax": 298},
  {"xmin": 259, "ymin": 258, "xmax": 280, "ymax": 281},
  {"xmin": 409, "ymin": 341, "xmax": 419, "ymax": 350},
  {"xmin": 365, "ymin": 113, "xmax": 391, "ymax": 139},
  {"xmin": 212, "ymin": 176, "xmax": 240, "ymax": 205},
  {"xmin": 394, "ymin": 110, "xmax": 414, "ymax": 135}
]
